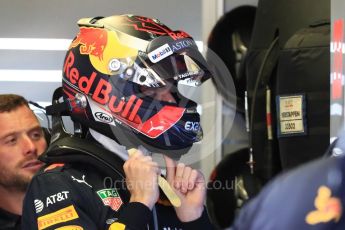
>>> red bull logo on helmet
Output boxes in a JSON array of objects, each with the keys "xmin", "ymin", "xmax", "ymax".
[
  {"xmin": 63, "ymin": 50, "xmax": 185, "ymax": 138},
  {"xmin": 70, "ymin": 27, "xmax": 108, "ymax": 61},
  {"xmin": 63, "ymin": 50, "xmax": 142, "ymax": 122},
  {"xmin": 70, "ymin": 26, "xmax": 138, "ymax": 75}
]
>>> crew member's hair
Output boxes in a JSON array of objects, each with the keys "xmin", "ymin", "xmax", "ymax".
[{"xmin": 0, "ymin": 94, "xmax": 29, "ymax": 113}]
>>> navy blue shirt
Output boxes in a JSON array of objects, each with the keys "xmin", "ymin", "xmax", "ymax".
[
  {"xmin": 0, "ymin": 208, "xmax": 21, "ymax": 230},
  {"xmin": 231, "ymin": 155, "xmax": 345, "ymax": 230}
]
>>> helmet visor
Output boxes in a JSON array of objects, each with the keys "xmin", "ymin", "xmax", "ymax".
[{"xmin": 128, "ymin": 38, "xmax": 212, "ymax": 88}]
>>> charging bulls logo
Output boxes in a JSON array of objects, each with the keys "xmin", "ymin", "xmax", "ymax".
[
  {"xmin": 69, "ymin": 27, "xmax": 138, "ymax": 75},
  {"xmin": 306, "ymin": 186, "xmax": 342, "ymax": 225},
  {"xmin": 70, "ymin": 27, "xmax": 108, "ymax": 61}
]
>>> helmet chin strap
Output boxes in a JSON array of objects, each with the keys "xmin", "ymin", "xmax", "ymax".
[
  {"xmin": 89, "ymin": 128, "xmax": 160, "ymax": 159},
  {"xmin": 89, "ymin": 128, "xmax": 173, "ymax": 185},
  {"xmin": 89, "ymin": 128, "xmax": 129, "ymax": 160}
]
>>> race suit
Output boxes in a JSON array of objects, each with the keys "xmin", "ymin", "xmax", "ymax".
[{"xmin": 22, "ymin": 160, "xmax": 213, "ymax": 230}]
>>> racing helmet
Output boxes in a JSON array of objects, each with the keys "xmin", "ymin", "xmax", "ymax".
[{"xmin": 61, "ymin": 14, "xmax": 212, "ymax": 158}]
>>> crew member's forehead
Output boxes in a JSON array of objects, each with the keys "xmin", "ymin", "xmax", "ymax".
[{"xmin": 0, "ymin": 105, "xmax": 40, "ymax": 138}]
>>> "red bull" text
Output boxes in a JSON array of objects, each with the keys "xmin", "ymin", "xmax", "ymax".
[{"xmin": 63, "ymin": 51, "xmax": 142, "ymax": 122}]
